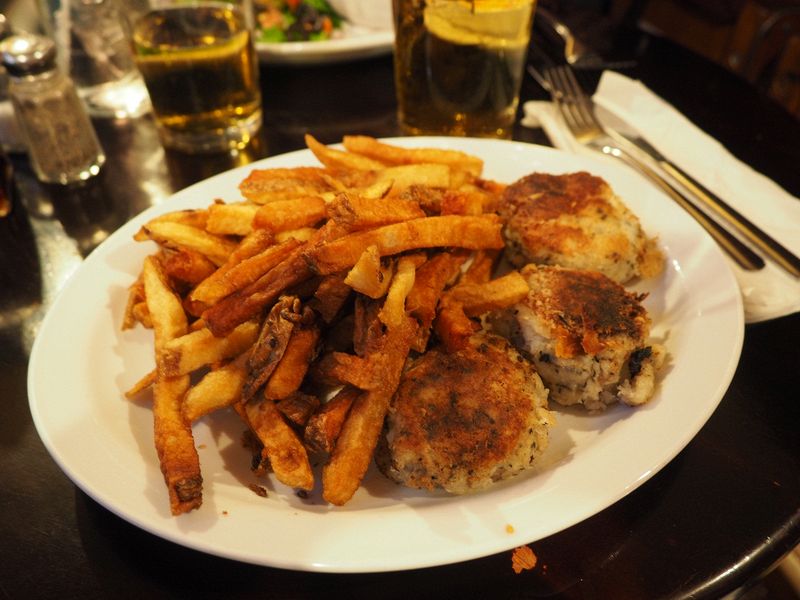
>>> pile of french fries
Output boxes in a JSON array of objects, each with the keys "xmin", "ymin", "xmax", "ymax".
[{"xmin": 124, "ymin": 134, "xmax": 532, "ymax": 514}]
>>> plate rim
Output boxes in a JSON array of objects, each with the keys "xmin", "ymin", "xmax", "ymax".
[{"xmin": 27, "ymin": 137, "xmax": 745, "ymax": 572}]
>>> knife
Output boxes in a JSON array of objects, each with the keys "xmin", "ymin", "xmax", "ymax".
[{"xmin": 596, "ymin": 108, "xmax": 800, "ymax": 278}]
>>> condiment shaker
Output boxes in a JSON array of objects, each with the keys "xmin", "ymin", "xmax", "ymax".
[{"xmin": 0, "ymin": 33, "xmax": 105, "ymax": 184}]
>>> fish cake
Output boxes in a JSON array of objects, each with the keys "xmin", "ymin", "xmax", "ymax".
[
  {"xmin": 378, "ymin": 333, "xmax": 553, "ymax": 494},
  {"xmin": 500, "ymin": 171, "xmax": 663, "ymax": 283},
  {"xmin": 493, "ymin": 264, "xmax": 666, "ymax": 411}
]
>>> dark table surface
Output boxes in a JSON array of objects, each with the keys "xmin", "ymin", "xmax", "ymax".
[{"xmin": 1, "ymin": 24, "xmax": 799, "ymax": 600}]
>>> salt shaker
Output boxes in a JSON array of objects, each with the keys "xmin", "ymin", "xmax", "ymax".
[{"xmin": 0, "ymin": 33, "xmax": 105, "ymax": 184}]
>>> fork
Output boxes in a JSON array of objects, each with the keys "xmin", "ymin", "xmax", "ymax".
[{"xmin": 544, "ymin": 65, "xmax": 765, "ymax": 272}]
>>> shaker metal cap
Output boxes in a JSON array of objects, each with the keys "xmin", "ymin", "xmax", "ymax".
[{"xmin": 0, "ymin": 33, "xmax": 56, "ymax": 77}]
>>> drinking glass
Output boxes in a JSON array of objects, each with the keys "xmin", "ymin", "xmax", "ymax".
[
  {"xmin": 118, "ymin": 0, "xmax": 262, "ymax": 153},
  {"xmin": 393, "ymin": 0, "xmax": 536, "ymax": 139},
  {"xmin": 38, "ymin": 0, "xmax": 151, "ymax": 119}
]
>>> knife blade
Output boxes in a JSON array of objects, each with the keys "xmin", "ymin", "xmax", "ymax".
[{"xmin": 596, "ymin": 107, "xmax": 800, "ymax": 278}]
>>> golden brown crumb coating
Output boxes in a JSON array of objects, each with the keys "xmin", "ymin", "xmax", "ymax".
[
  {"xmin": 492, "ymin": 265, "xmax": 666, "ymax": 410},
  {"xmin": 499, "ymin": 172, "xmax": 663, "ymax": 283},
  {"xmin": 378, "ymin": 333, "xmax": 553, "ymax": 494}
]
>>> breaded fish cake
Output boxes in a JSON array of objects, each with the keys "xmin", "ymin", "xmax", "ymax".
[
  {"xmin": 378, "ymin": 333, "xmax": 553, "ymax": 494},
  {"xmin": 499, "ymin": 171, "xmax": 663, "ymax": 283},
  {"xmin": 493, "ymin": 264, "xmax": 666, "ymax": 411}
]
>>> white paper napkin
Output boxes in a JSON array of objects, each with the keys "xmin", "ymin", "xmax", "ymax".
[{"xmin": 522, "ymin": 70, "xmax": 800, "ymax": 323}]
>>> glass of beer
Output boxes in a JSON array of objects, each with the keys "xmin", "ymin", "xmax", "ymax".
[
  {"xmin": 118, "ymin": 0, "xmax": 262, "ymax": 153},
  {"xmin": 393, "ymin": 0, "xmax": 536, "ymax": 139}
]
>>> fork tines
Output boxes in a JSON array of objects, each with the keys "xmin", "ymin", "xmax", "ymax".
[{"xmin": 543, "ymin": 65, "xmax": 603, "ymax": 142}]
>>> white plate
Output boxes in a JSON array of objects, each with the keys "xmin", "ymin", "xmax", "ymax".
[
  {"xmin": 28, "ymin": 138, "xmax": 744, "ymax": 573},
  {"xmin": 256, "ymin": 22, "xmax": 393, "ymax": 65}
]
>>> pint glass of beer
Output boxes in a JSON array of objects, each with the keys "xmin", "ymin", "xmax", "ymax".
[
  {"xmin": 119, "ymin": 0, "xmax": 262, "ymax": 153},
  {"xmin": 393, "ymin": 0, "xmax": 536, "ymax": 139}
]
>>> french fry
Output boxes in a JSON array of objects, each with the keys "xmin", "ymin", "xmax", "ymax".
[
  {"xmin": 344, "ymin": 245, "xmax": 394, "ymax": 299},
  {"xmin": 378, "ymin": 254, "xmax": 425, "ymax": 328},
  {"xmin": 134, "ymin": 209, "xmax": 209, "ymax": 241},
  {"xmin": 252, "ymin": 196, "xmax": 326, "ymax": 232},
  {"xmin": 309, "ymin": 273, "xmax": 352, "ymax": 323},
  {"xmin": 243, "ymin": 397, "xmax": 314, "ymax": 491},
  {"xmin": 241, "ymin": 297, "xmax": 302, "ymax": 402},
  {"xmin": 352, "ymin": 296, "xmax": 383, "ymax": 357},
  {"xmin": 239, "ymin": 166, "xmax": 332, "ymax": 203},
  {"xmin": 206, "ymin": 202, "xmax": 259, "ymax": 236},
  {"xmin": 305, "ymin": 133, "xmax": 386, "ymax": 171},
  {"xmin": 274, "ymin": 227, "xmax": 317, "ymax": 243},
  {"xmin": 405, "ymin": 250, "xmax": 469, "ymax": 351},
  {"xmin": 203, "ymin": 221, "xmax": 345, "ymax": 338},
  {"xmin": 263, "ymin": 324, "xmax": 320, "ymax": 400},
  {"xmin": 141, "ymin": 256, "xmax": 202, "ymax": 515},
  {"xmin": 276, "ymin": 392, "xmax": 320, "ymax": 427},
  {"xmin": 188, "ymin": 237, "xmax": 299, "ymax": 313},
  {"xmin": 160, "ymin": 248, "xmax": 218, "ymax": 286},
  {"xmin": 342, "ymin": 135, "xmax": 483, "ymax": 179},
  {"xmin": 141, "ymin": 221, "xmax": 238, "ymax": 266},
  {"xmin": 306, "ymin": 215, "xmax": 504, "ymax": 275},
  {"xmin": 159, "ymin": 320, "xmax": 259, "ymax": 377},
  {"xmin": 434, "ymin": 297, "xmax": 479, "ymax": 353},
  {"xmin": 460, "ymin": 249, "xmax": 500, "ymax": 285},
  {"xmin": 327, "ymin": 193, "xmax": 425, "ymax": 231},
  {"xmin": 376, "ymin": 163, "xmax": 452, "ymax": 191},
  {"xmin": 183, "ymin": 353, "xmax": 249, "ymax": 421},
  {"xmin": 440, "ymin": 189, "xmax": 487, "ymax": 216},
  {"xmin": 446, "ymin": 271, "xmax": 530, "ymax": 317},
  {"xmin": 304, "ymin": 386, "xmax": 359, "ymax": 454},
  {"xmin": 124, "ymin": 369, "xmax": 156, "ymax": 399},
  {"xmin": 322, "ymin": 315, "xmax": 418, "ymax": 505},
  {"xmin": 122, "ymin": 276, "xmax": 146, "ymax": 330}
]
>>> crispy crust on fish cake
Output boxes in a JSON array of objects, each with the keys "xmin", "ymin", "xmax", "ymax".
[
  {"xmin": 378, "ymin": 334, "xmax": 553, "ymax": 494},
  {"xmin": 500, "ymin": 172, "xmax": 663, "ymax": 283}
]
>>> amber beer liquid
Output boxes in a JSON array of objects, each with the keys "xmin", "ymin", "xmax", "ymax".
[
  {"xmin": 393, "ymin": 0, "xmax": 535, "ymax": 138},
  {"xmin": 130, "ymin": 2, "xmax": 261, "ymax": 152}
]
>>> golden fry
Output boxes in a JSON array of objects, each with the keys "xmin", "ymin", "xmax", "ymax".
[
  {"xmin": 305, "ymin": 133, "xmax": 386, "ymax": 171},
  {"xmin": 327, "ymin": 193, "xmax": 425, "ymax": 231},
  {"xmin": 188, "ymin": 238, "xmax": 300, "ymax": 314},
  {"xmin": 206, "ymin": 202, "xmax": 259, "ymax": 236},
  {"xmin": 342, "ymin": 135, "xmax": 483, "ymax": 179},
  {"xmin": 446, "ymin": 271, "xmax": 530, "ymax": 317},
  {"xmin": 344, "ymin": 245, "xmax": 393, "ymax": 299},
  {"xmin": 160, "ymin": 320, "xmax": 259, "ymax": 378},
  {"xmin": 276, "ymin": 392, "xmax": 320, "ymax": 427},
  {"xmin": 239, "ymin": 166, "xmax": 332, "ymax": 203},
  {"xmin": 252, "ymin": 196, "xmax": 326, "ymax": 232},
  {"xmin": 378, "ymin": 254, "xmax": 425, "ymax": 328},
  {"xmin": 134, "ymin": 209, "xmax": 209, "ymax": 241},
  {"xmin": 322, "ymin": 316, "xmax": 418, "ymax": 505},
  {"xmin": 142, "ymin": 256, "xmax": 202, "ymax": 515},
  {"xmin": 243, "ymin": 397, "xmax": 314, "ymax": 491},
  {"xmin": 263, "ymin": 324, "xmax": 320, "ymax": 400},
  {"xmin": 141, "ymin": 221, "xmax": 237, "ymax": 266},
  {"xmin": 306, "ymin": 215, "xmax": 504, "ymax": 275},
  {"xmin": 183, "ymin": 353, "xmax": 249, "ymax": 422},
  {"xmin": 304, "ymin": 386, "xmax": 359, "ymax": 454}
]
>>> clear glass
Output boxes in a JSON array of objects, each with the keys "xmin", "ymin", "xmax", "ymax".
[
  {"xmin": 8, "ymin": 69, "xmax": 105, "ymax": 184},
  {"xmin": 42, "ymin": 0, "xmax": 151, "ymax": 118},
  {"xmin": 393, "ymin": 0, "xmax": 536, "ymax": 139},
  {"xmin": 118, "ymin": 0, "xmax": 263, "ymax": 153}
]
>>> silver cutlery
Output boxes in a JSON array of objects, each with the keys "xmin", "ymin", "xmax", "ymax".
[
  {"xmin": 603, "ymin": 127, "xmax": 800, "ymax": 278},
  {"xmin": 543, "ymin": 64, "xmax": 765, "ymax": 272}
]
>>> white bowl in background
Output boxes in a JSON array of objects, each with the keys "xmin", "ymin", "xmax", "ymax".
[{"xmin": 328, "ymin": 0, "xmax": 393, "ymax": 31}]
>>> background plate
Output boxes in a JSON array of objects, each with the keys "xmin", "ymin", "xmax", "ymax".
[
  {"xmin": 28, "ymin": 138, "xmax": 744, "ymax": 573},
  {"xmin": 256, "ymin": 23, "xmax": 393, "ymax": 65}
]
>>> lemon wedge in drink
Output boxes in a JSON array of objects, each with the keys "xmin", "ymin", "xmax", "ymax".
[{"xmin": 423, "ymin": 0, "xmax": 535, "ymax": 48}]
